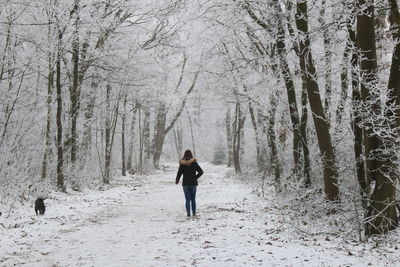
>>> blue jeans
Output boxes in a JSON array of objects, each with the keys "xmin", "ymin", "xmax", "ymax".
[{"xmin": 183, "ymin": 186, "xmax": 197, "ymax": 216}]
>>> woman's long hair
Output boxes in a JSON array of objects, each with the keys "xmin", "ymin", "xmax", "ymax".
[{"xmin": 182, "ymin": 150, "xmax": 193, "ymax": 160}]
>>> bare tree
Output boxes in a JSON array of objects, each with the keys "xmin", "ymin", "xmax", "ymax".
[{"xmin": 295, "ymin": 0, "xmax": 339, "ymax": 201}]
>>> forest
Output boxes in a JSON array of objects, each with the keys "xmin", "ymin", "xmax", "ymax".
[{"xmin": 1, "ymin": 0, "xmax": 400, "ymax": 264}]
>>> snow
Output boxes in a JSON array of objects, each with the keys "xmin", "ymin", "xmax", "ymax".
[{"xmin": 0, "ymin": 163, "xmax": 398, "ymax": 266}]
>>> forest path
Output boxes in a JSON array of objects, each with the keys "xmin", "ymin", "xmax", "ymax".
[{"xmin": 0, "ymin": 163, "xmax": 393, "ymax": 266}]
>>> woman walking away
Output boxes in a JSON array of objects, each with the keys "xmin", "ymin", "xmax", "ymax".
[{"xmin": 175, "ymin": 150, "xmax": 203, "ymax": 217}]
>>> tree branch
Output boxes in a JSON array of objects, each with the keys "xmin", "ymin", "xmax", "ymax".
[{"xmin": 165, "ymin": 71, "xmax": 199, "ymax": 134}]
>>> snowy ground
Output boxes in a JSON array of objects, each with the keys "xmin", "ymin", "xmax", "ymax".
[{"xmin": 0, "ymin": 163, "xmax": 399, "ymax": 266}]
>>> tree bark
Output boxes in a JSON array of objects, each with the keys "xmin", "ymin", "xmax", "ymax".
[
  {"xmin": 121, "ymin": 95, "xmax": 127, "ymax": 176},
  {"xmin": 296, "ymin": 0, "xmax": 339, "ymax": 201},
  {"xmin": 152, "ymin": 104, "xmax": 167, "ymax": 168},
  {"xmin": 357, "ymin": 0, "xmax": 380, "ymax": 186},
  {"xmin": 56, "ymin": 29, "xmax": 65, "ymax": 191},
  {"xmin": 226, "ymin": 107, "xmax": 233, "ymax": 167},
  {"xmin": 126, "ymin": 103, "xmax": 137, "ymax": 171},
  {"xmin": 70, "ymin": 0, "xmax": 80, "ymax": 164},
  {"xmin": 336, "ymin": 39, "xmax": 350, "ymax": 128},
  {"xmin": 320, "ymin": 0, "xmax": 332, "ymax": 124},
  {"xmin": 143, "ymin": 107, "xmax": 151, "ymax": 170},
  {"xmin": 300, "ymin": 77, "xmax": 311, "ymax": 186},
  {"xmin": 41, "ymin": 36, "xmax": 54, "ymax": 180},
  {"xmin": 232, "ymin": 102, "xmax": 241, "ymax": 173},
  {"xmin": 104, "ymin": 84, "xmax": 112, "ymax": 184},
  {"xmin": 267, "ymin": 92, "xmax": 281, "ymax": 183},
  {"xmin": 249, "ymin": 102, "xmax": 263, "ymax": 171},
  {"xmin": 365, "ymin": 0, "xmax": 400, "ymax": 235},
  {"xmin": 81, "ymin": 79, "xmax": 98, "ymax": 161},
  {"xmin": 346, "ymin": 8, "xmax": 367, "ymax": 205}
]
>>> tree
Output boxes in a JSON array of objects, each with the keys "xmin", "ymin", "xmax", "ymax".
[
  {"xmin": 295, "ymin": 0, "xmax": 339, "ymax": 201},
  {"xmin": 365, "ymin": 0, "xmax": 400, "ymax": 235}
]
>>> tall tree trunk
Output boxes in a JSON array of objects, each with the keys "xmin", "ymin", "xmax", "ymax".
[
  {"xmin": 267, "ymin": 92, "xmax": 281, "ymax": 183},
  {"xmin": 296, "ymin": 0, "xmax": 339, "ymax": 201},
  {"xmin": 81, "ymin": 79, "xmax": 98, "ymax": 162},
  {"xmin": 56, "ymin": 29, "xmax": 65, "ymax": 191},
  {"xmin": 152, "ymin": 104, "xmax": 166, "ymax": 168},
  {"xmin": 41, "ymin": 43, "xmax": 53, "ymax": 180},
  {"xmin": 104, "ymin": 84, "xmax": 112, "ymax": 184},
  {"xmin": 232, "ymin": 102, "xmax": 241, "ymax": 173},
  {"xmin": 300, "ymin": 78, "xmax": 311, "ymax": 186},
  {"xmin": 70, "ymin": 0, "xmax": 80, "ymax": 164},
  {"xmin": 320, "ymin": 0, "xmax": 332, "ymax": 124},
  {"xmin": 232, "ymin": 102, "xmax": 245, "ymax": 173},
  {"xmin": 138, "ymin": 107, "xmax": 144, "ymax": 173},
  {"xmin": 121, "ymin": 95, "xmax": 127, "ymax": 176},
  {"xmin": 226, "ymin": 108, "xmax": 233, "ymax": 167},
  {"xmin": 357, "ymin": 0, "xmax": 380, "ymax": 186},
  {"xmin": 366, "ymin": 0, "xmax": 400, "ymax": 235},
  {"xmin": 143, "ymin": 107, "xmax": 151, "ymax": 169},
  {"xmin": 239, "ymin": 110, "xmax": 245, "ymax": 165},
  {"xmin": 346, "ymin": 9, "xmax": 367, "ymax": 205},
  {"xmin": 273, "ymin": 4, "xmax": 302, "ymax": 174},
  {"xmin": 249, "ymin": 102, "xmax": 262, "ymax": 171},
  {"xmin": 336, "ymin": 39, "xmax": 350, "ymax": 128},
  {"xmin": 126, "ymin": 103, "xmax": 137, "ymax": 171}
]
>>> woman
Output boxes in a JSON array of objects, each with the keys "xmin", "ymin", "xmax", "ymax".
[{"xmin": 175, "ymin": 150, "xmax": 204, "ymax": 217}]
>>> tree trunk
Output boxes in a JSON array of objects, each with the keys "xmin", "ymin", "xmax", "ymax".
[
  {"xmin": 300, "ymin": 77, "xmax": 311, "ymax": 186},
  {"xmin": 121, "ymin": 95, "xmax": 127, "ymax": 176},
  {"xmin": 81, "ymin": 79, "xmax": 98, "ymax": 162},
  {"xmin": 296, "ymin": 0, "xmax": 339, "ymax": 201},
  {"xmin": 143, "ymin": 107, "xmax": 151, "ymax": 169},
  {"xmin": 347, "ymin": 10, "xmax": 367, "ymax": 205},
  {"xmin": 226, "ymin": 108, "xmax": 233, "ymax": 167},
  {"xmin": 336, "ymin": 36, "xmax": 350, "ymax": 128},
  {"xmin": 41, "ymin": 46, "xmax": 53, "ymax": 180},
  {"xmin": 365, "ymin": 0, "xmax": 400, "ymax": 235},
  {"xmin": 232, "ymin": 102, "xmax": 241, "ymax": 173},
  {"xmin": 357, "ymin": 0, "xmax": 380, "ymax": 186},
  {"xmin": 320, "ymin": 0, "xmax": 332, "ymax": 124},
  {"xmin": 232, "ymin": 102, "xmax": 245, "ymax": 173},
  {"xmin": 152, "ymin": 104, "xmax": 167, "ymax": 168},
  {"xmin": 104, "ymin": 84, "xmax": 112, "ymax": 184},
  {"xmin": 249, "ymin": 102, "xmax": 262, "ymax": 171},
  {"xmin": 273, "ymin": 4, "xmax": 302, "ymax": 174},
  {"xmin": 56, "ymin": 29, "xmax": 65, "ymax": 191},
  {"xmin": 267, "ymin": 92, "xmax": 281, "ymax": 183},
  {"xmin": 138, "ymin": 107, "xmax": 144, "ymax": 173},
  {"xmin": 70, "ymin": 0, "xmax": 80, "ymax": 164},
  {"xmin": 126, "ymin": 103, "xmax": 137, "ymax": 171}
]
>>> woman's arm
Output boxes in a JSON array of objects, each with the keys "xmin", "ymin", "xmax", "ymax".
[{"xmin": 195, "ymin": 163, "xmax": 203, "ymax": 179}]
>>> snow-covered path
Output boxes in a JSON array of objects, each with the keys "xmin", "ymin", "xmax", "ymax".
[{"xmin": 1, "ymin": 163, "xmax": 398, "ymax": 266}]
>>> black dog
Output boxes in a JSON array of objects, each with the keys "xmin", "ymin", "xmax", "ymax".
[{"xmin": 34, "ymin": 198, "xmax": 46, "ymax": 215}]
